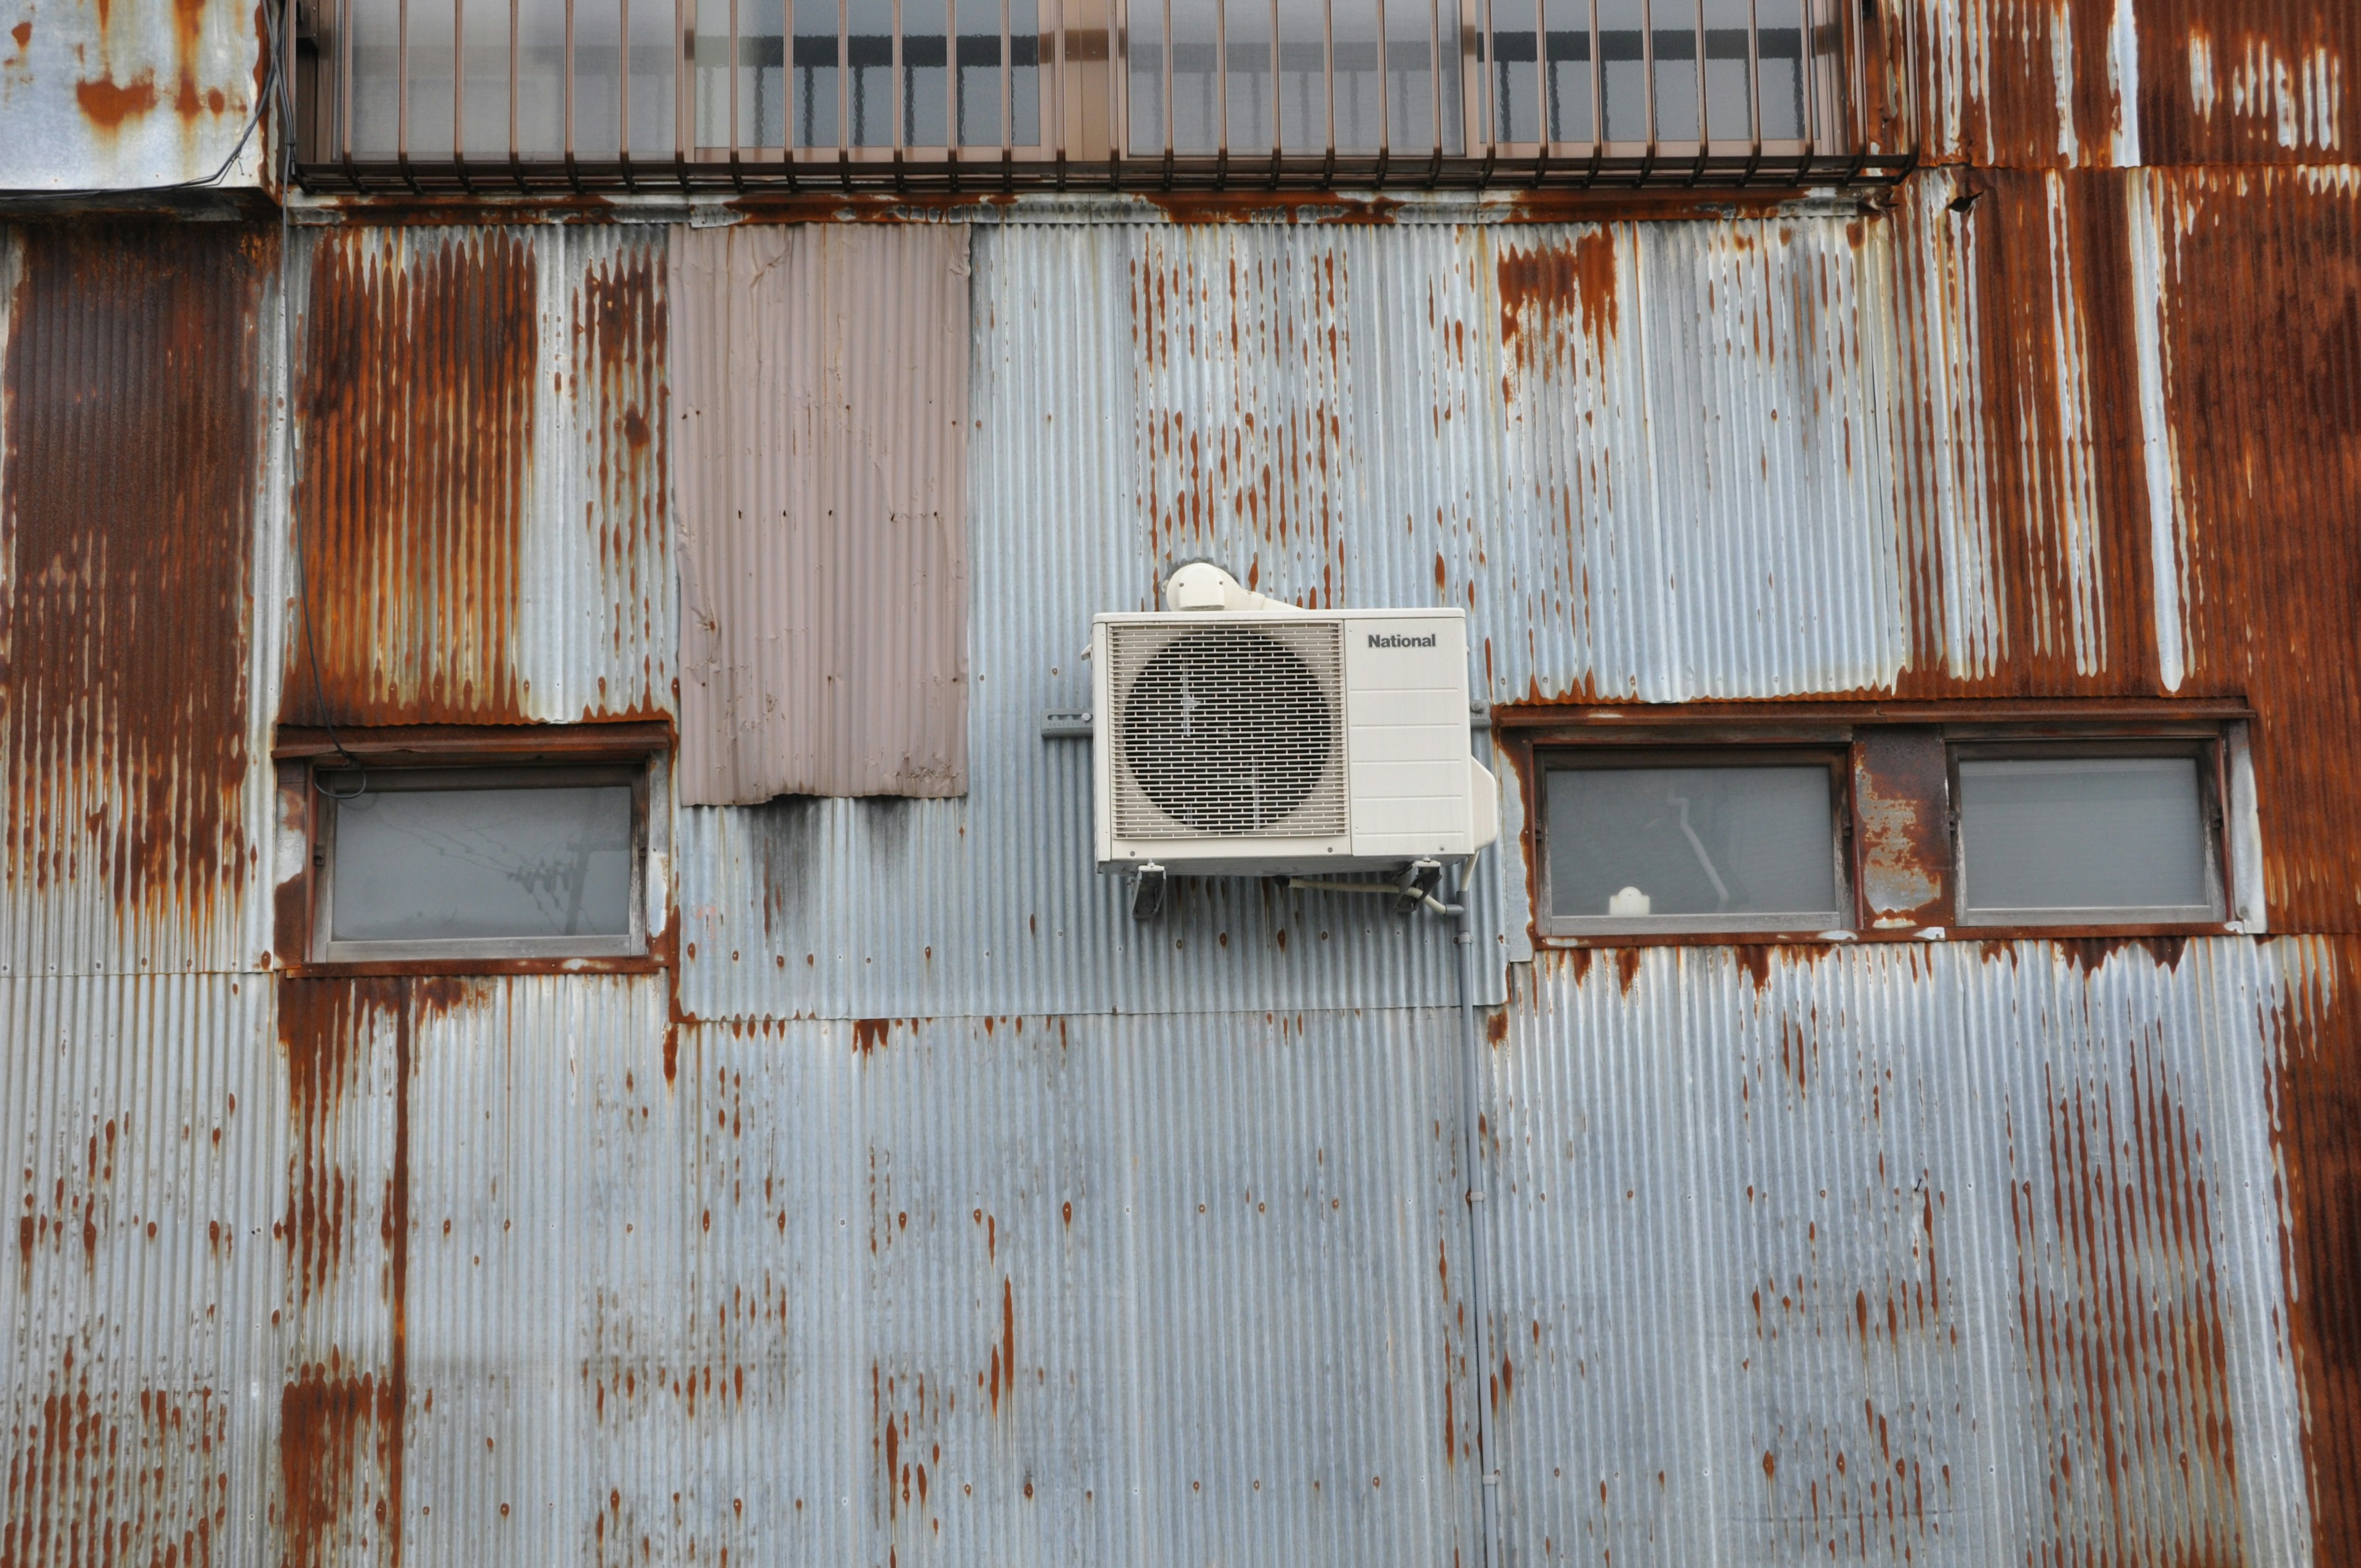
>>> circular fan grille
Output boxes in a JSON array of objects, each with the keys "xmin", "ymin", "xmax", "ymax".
[{"xmin": 1118, "ymin": 625, "xmax": 1340, "ymax": 835}]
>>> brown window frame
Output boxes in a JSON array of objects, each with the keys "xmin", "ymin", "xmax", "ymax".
[
  {"xmin": 272, "ymin": 723, "xmax": 674, "ymax": 976},
  {"xmin": 1533, "ymin": 743, "xmax": 1853, "ymax": 940},
  {"xmin": 1498, "ymin": 700, "xmax": 2254, "ymax": 950}
]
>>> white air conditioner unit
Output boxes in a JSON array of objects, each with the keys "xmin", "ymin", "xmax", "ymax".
[{"xmin": 1092, "ymin": 566, "xmax": 1499, "ymax": 877}]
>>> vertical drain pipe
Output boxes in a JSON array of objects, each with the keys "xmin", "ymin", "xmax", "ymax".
[{"xmin": 1452, "ymin": 853, "xmax": 1505, "ymax": 1568}]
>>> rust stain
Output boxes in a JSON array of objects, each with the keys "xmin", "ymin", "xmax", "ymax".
[
  {"xmin": 2268, "ymin": 941, "xmax": 2361, "ymax": 1557},
  {"xmin": 2, "ymin": 223, "xmax": 264, "ymax": 943},
  {"xmin": 0, "ymin": 1350, "xmax": 229, "ymax": 1567},
  {"xmin": 275, "ymin": 976, "xmax": 446, "ymax": 1568},
  {"xmin": 74, "ymin": 69, "xmax": 159, "ymax": 130},
  {"xmin": 2153, "ymin": 168, "xmax": 2361, "ymax": 932},
  {"xmin": 1893, "ymin": 171, "xmax": 2159, "ymax": 697},
  {"xmin": 2006, "ymin": 1044, "xmax": 2243, "ymax": 1562},
  {"xmin": 7, "ymin": 20, "xmax": 29, "ymax": 58},
  {"xmin": 1496, "ymin": 229, "xmax": 1620, "ymax": 376},
  {"xmin": 279, "ymin": 1364, "xmax": 394, "ymax": 1568},
  {"xmin": 852, "ymin": 1018, "xmax": 893, "ymax": 1056},
  {"xmin": 1853, "ymin": 728, "xmax": 1948, "ymax": 929},
  {"xmin": 288, "ymin": 229, "xmax": 539, "ymax": 725},
  {"xmin": 569, "ymin": 243, "xmax": 671, "ymax": 721},
  {"xmin": 2135, "ymin": 7, "xmax": 2360, "ymax": 167}
]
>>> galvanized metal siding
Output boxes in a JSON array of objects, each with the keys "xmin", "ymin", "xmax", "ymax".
[
  {"xmin": 0, "ymin": 976, "xmax": 281, "ymax": 1566},
  {"xmin": 0, "ymin": 0, "xmax": 269, "ymax": 193},
  {"xmin": 0, "ymin": 221, "xmax": 282, "ymax": 980},
  {"xmin": 671, "ymin": 223, "xmax": 971, "ymax": 804},
  {"xmin": 284, "ymin": 224, "xmax": 673, "ymax": 727},
  {"xmin": 1488, "ymin": 937, "xmax": 2318, "ymax": 1565}
]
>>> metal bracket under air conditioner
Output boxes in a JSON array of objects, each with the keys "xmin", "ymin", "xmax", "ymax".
[
  {"xmin": 1128, "ymin": 864, "xmax": 1166, "ymax": 922},
  {"xmin": 1394, "ymin": 859, "xmax": 1444, "ymax": 915}
]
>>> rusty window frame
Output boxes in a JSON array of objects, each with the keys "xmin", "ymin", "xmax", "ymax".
[
  {"xmin": 1946, "ymin": 737, "xmax": 2229, "ymax": 932},
  {"xmin": 1533, "ymin": 743, "xmax": 1853, "ymax": 938},
  {"xmin": 308, "ymin": 761, "xmax": 654, "ymax": 963}
]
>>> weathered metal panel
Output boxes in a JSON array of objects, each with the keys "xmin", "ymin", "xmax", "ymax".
[
  {"xmin": 0, "ymin": 0, "xmax": 268, "ymax": 194},
  {"xmin": 283, "ymin": 224, "xmax": 672, "ymax": 727},
  {"xmin": 0, "ymin": 975, "xmax": 281, "ymax": 1566},
  {"xmin": 672, "ymin": 223, "xmax": 971, "ymax": 804},
  {"xmin": 2137, "ymin": 4, "xmax": 2357, "ymax": 167},
  {"xmin": 1488, "ymin": 936, "xmax": 2318, "ymax": 1565},
  {"xmin": 0, "ymin": 220, "xmax": 281, "ymax": 979},
  {"xmin": 1905, "ymin": 0, "xmax": 2354, "ymax": 171},
  {"xmin": 2134, "ymin": 164, "xmax": 2361, "ymax": 936}
]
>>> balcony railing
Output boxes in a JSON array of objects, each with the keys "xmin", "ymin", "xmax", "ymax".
[{"xmin": 288, "ymin": 0, "xmax": 1910, "ymax": 192}]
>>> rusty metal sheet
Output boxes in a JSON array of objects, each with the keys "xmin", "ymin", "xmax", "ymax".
[
  {"xmin": 0, "ymin": 0, "xmax": 267, "ymax": 194},
  {"xmin": 1488, "ymin": 935, "xmax": 2318, "ymax": 1564},
  {"xmin": 0, "ymin": 975, "xmax": 280, "ymax": 1566},
  {"xmin": 2133, "ymin": 164, "xmax": 2361, "ymax": 939},
  {"xmin": 1906, "ymin": 0, "xmax": 2355, "ymax": 171},
  {"xmin": 0, "ymin": 220, "xmax": 279, "ymax": 978},
  {"xmin": 283, "ymin": 224, "xmax": 673, "ymax": 728},
  {"xmin": 671, "ymin": 223, "xmax": 971, "ymax": 804},
  {"xmin": 2138, "ymin": 2, "xmax": 2359, "ymax": 167}
]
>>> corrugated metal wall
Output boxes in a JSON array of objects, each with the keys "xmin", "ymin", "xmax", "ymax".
[
  {"xmin": 673, "ymin": 223, "xmax": 971, "ymax": 804},
  {"xmin": 283, "ymin": 223, "xmax": 673, "ymax": 728},
  {"xmin": 7, "ymin": 33, "xmax": 2361, "ymax": 1558}
]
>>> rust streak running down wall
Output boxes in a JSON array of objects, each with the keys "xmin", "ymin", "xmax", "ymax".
[
  {"xmin": 1, "ymin": 221, "xmax": 265, "ymax": 953},
  {"xmin": 2147, "ymin": 166, "xmax": 2361, "ymax": 936},
  {"xmin": 288, "ymin": 229, "xmax": 538, "ymax": 726}
]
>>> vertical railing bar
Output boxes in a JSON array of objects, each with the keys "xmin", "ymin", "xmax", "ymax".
[
  {"xmin": 1529, "ymin": 0, "xmax": 1543, "ymax": 163},
  {"xmin": 1050, "ymin": 0, "xmax": 1064, "ymax": 167},
  {"xmin": 1374, "ymin": 0, "xmax": 1386, "ymax": 176},
  {"xmin": 1689, "ymin": 0, "xmax": 1704, "ymax": 178},
  {"xmin": 676, "ymin": 0, "xmax": 692, "ymax": 168},
  {"xmin": 1475, "ymin": 0, "xmax": 1493, "ymax": 170},
  {"xmin": 1269, "ymin": 0, "xmax": 1281, "ymax": 176},
  {"xmin": 1113, "ymin": 0, "xmax": 1129, "ymax": 165},
  {"xmin": 1742, "ymin": 0, "xmax": 1760, "ymax": 176},
  {"xmin": 342, "ymin": 0, "xmax": 358, "ymax": 162},
  {"xmin": 1161, "ymin": 0, "xmax": 1173, "ymax": 164},
  {"xmin": 945, "ymin": 0, "xmax": 960, "ymax": 160},
  {"xmin": 1426, "ymin": 0, "xmax": 1439, "ymax": 176},
  {"xmin": 509, "ymin": 0, "xmax": 521, "ymax": 172},
  {"xmin": 1785, "ymin": 0, "xmax": 1803, "ymax": 181},
  {"xmin": 1319, "ymin": 0, "xmax": 1332, "ymax": 178},
  {"xmin": 1637, "ymin": 0, "xmax": 1655, "ymax": 173},
  {"xmin": 453, "ymin": 0, "xmax": 467, "ymax": 178},
  {"xmin": 837, "ymin": 0, "xmax": 848, "ymax": 155},
  {"xmin": 1454, "ymin": 0, "xmax": 1473, "ymax": 179},
  {"xmin": 729, "ymin": 0, "xmax": 742, "ymax": 152},
  {"xmin": 893, "ymin": 0, "xmax": 906, "ymax": 157},
  {"xmin": 620, "ymin": 0, "xmax": 632, "ymax": 160},
  {"xmin": 1216, "ymin": 0, "xmax": 1228, "ymax": 164},
  {"xmin": 565, "ymin": 0, "xmax": 577, "ymax": 164},
  {"xmin": 1000, "ymin": 0, "xmax": 1012, "ymax": 159},
  {"xmin": 1584, "ymin": 0, "xmax": 1597, "ymax": 162},
  {"xmin": 1845, "ymin": 0, "xmax": 1866, "ymax": 173}
]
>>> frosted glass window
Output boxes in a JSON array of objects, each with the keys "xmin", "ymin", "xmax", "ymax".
[
  {"xmin": 1956, "ymin": 756, "xmax": 2215, "ymax": 921},
  {"xmin": 330, "ymin": 783, "xmax": 635, "ymax": 946},
  {"xmin": 1546, "ymin": 763, "xmax": 1839, "ymax": 928}
]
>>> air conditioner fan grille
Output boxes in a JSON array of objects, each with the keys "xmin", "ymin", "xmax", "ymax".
[{"xmin": 1109, "ymin": 621, "xmax": 1347, "ymax": 839}]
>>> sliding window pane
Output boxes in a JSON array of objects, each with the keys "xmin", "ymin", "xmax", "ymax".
[
  {"xmin": 1597, "ymin": 0, "xmax": 1644, "ymax": 140},
  {"xmin": 1956, "ymin": 758, "xmax": 2214, "ymax": 921},
  {"xmin": 1548, "ymin": 764, "xmax": 1838, "ymax": 924},
  {"xmin": 1276, "ymin": 0, "xmax": 1327, "ymax": 151},
  {"xmin": 1701, "ymin": 0, "xmax": 1750, "ymax": 140},
  {"xmin": 626, "ymin": 0, "xmax": 681, "ymax": 154},
  {"xmin": 333, "ymin": 785, "xmax": 635, "ymax": 943},
  {"xmin": 848, "ymin": 0, "xmax": 895, "ymax": 143}
]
